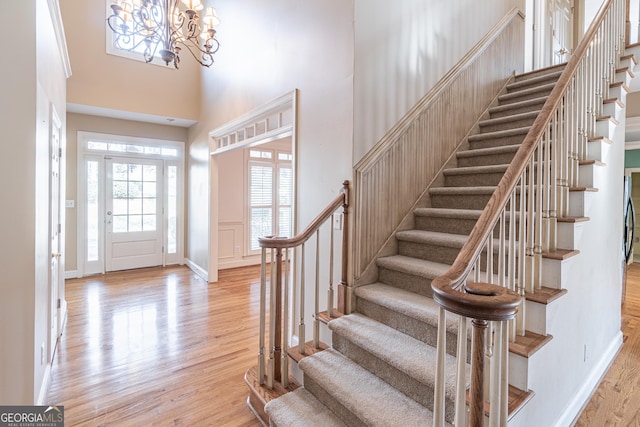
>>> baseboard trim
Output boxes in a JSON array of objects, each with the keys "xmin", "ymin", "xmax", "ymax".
[
  {"xmin": 219, "ymin": 258, "xmax": 261, "ymax": 270},
  {"xmin": 558, "ymin": 330, "xmax": 623, "ymax": 427},
  {"xmin": 185, "ymin": 258, "xmax": 208, "ymax": 282},
  {"xmin": 64, "ymin": 270, "xmax": 79, "ymax": 279}
]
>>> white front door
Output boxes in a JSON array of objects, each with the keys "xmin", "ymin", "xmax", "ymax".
[
  {"xmin": 105, "ymin": 157, "xmax": 164, "ymax": 272},
  {"xmin": 549, "ymin": 0, "xmax": 573, "ymax": 65}
]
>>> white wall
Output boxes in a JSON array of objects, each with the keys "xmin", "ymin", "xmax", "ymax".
[
  {"xmin": 0, "ymin": 0, "xmax": 67, "ymax": 404},
  {"xmin": 353, "ymin": 0, "xmax": 524, "ymax": 163},
  {"xmin": 187, "ymin": 0, "xmax": 355, "ymax": 279}
]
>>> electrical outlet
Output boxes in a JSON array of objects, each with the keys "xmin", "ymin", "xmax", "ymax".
[{"xmin": 333, "ymin": 213, "xmax": 343, "ymax": 230}]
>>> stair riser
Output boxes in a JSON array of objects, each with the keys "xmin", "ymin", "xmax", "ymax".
[
  {"xmin": 431, "ymin": 192, "xmax": 495, "ymax": 210},
  {"xmin": 479, "ymin": 116, "xmax": 537, "ymax": 133},
  {"xmin": 489, "ymin": 101, "xmax": 546, "ymax": 118},
  {"xmin": 457, "ymin": 151, "xmax": 516, "ymax": 167},
  {"xmin": 331, "ymin": 334, "xmax": 456, "ymax": 423},
  {"xmin": 514, "ymin": 67, "xmax": 564, "ymax": 82},
  {"xmin": 507, "ymin": 78, "xmax": 557, "ymax": 92},
  {"xmin": 355, "ymin": 297, "xmax": 472, "ymax": 361},
  {"xmin": 398, "ymin": 239, "xmax": 515, "ymax": 271},
  {"xmin": 378, "ymin": 268, "xmax": 435, "ymax": 297},
  {"xmin": 468, "ymin": 133, "xmax": 527, "ymax": 150},
  {"xmin": 302, "ymin": 375, "xmax": 369, "ymax": 427},
  {"xmin": 398, "ymin": 240, "xmax": 461, "ymax": 265},
  {"xmin": 444, "ymin": 171, "xmax": 506, "ymax": 187},
  {"xmin": 415, "ymin": 215, "xmax": 478, "ymax": 235}
]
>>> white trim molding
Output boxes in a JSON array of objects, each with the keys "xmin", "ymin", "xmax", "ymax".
[
  {"xmin": 47, "ymin": 0, "xmax": 72, "ymax": 78},
  {"xmin": 210, "ymin": 90, "xmax": 297, "ymax": 155},
  {"xmin": 185, "ymin": 258, "xmax": 208, "ymax": 282}
]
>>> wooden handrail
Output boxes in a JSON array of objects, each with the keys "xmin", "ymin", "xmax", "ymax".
[
  {"xmin": 431, "ymin": 0, "xmax": 615, "ymax": 317},
  {"xmin": 259, "ymin": 180, "xmax": 350, "ymax": 249},
  {"xmin": 257, "ymin": 180, "xmax": 351, "ymax": 390}
]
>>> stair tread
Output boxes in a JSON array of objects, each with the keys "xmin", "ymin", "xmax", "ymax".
[
  {"xmin": 355, "ymin": 282, "xmax": 461, "ymax": 333},
  {"xmin": 499, "ymin": 82, "xmax": 555, "ymax": 101},
  {"xmin": 514, "ymin": 63, "xmax": 565, "ymax": 81},
  {"xmin": 288, "ymin": 340, "xmax": 329, "ymax": 364},
  {"xmin": 468, "ymin": 126, "xmax": 530, "ymax": 142},
  {"xmin": 265, "ymin": 387, "xmax": 348, "ymax": 427},
  {"xmin": 396, "ymin": 229, "xmax": 469, "ymax": 247},
  {"xmin": 510, "ymin": 331, "xmax": 553, "ymax": 358},
  {"xmin": 376, "ymin": 255, "xmax": 450, "ymax": 279},
  {"xmin": 443, "ymin": 164, "xmax": 509, "ymax": 176},
  {"xmin": 430, "ymin": 186, "xmax": 497, "ymax": 195},
  {"xmin": 299, "ymin": 348, "xmax": 441, "ymax": 426},
  {"xmin": 509, "ymin": 70, "xmax": 563, "ymax": 89},
  {"xmin": 479, "ymin": 110, "xmax": 540, "ymax": 126},
  {"xmin": 414, "ymin": 207, "xmax": 483, "ymax": 219},
  {"xmin": 489, "ymin": 97, "xmax": 547, "ymax": 115},
  {"xmin": 457, "ymin": 144, "xmax": 519, "ymax": 157},
  {"xmin": 328, "ymin": 314, "xmax": 465, "ymax": 394},
  {"xmin": 525, "ymin": 287, "xmax": 568, "ymax": 305}
]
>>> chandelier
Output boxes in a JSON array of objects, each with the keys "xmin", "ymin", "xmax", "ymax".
[{"xmin": 107, "ymin": 0, "xmax": 220, "ymax": 69}]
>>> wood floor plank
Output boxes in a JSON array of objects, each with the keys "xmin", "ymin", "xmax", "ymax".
[{"xmin": 46, "ymin": 265, "xmax": 262, "ymax": 426}]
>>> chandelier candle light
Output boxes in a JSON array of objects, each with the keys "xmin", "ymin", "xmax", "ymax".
[{"xmin": 107, "ymin": 0, "xmax": 220, "ymax": 69}]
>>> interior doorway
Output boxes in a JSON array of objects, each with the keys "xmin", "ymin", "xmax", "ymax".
[
  {"xmin": 208, "ymin": 90, "xmax": 298, "ymax": 282},
  {"xmin": 526, "ymin": 0, "xmax": 575, "ymax": 71}
]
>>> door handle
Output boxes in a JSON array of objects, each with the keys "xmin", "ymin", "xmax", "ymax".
[{"xmin": 51, "ymin": 253, "xmax": 61, "ymax": 258}]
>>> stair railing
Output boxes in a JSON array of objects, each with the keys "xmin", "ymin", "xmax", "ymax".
[
  {"xmin": 257, "ymin": 180, "xmax": 350, "ymax": 390},
  {"xmin": 431, "ymin": 0, "xmax": 625, "ymax": 425}
]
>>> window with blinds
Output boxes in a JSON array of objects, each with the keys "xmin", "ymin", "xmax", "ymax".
[{"xmin": 248, "ymin": 149, "xmax": 293, "ymax": 252}]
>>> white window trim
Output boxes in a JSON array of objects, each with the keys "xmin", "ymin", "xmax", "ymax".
[
  {"xmin": 77, "ymin": 131, "xmax": 185, "ymax": 277},
  {"xmin": 245, "ymin": 148, "xmax": 292, "ymax": 256}
]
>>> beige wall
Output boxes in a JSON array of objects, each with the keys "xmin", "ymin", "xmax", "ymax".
[
  {"xmin": 353, "ymin": 0, "xmax": 525, "ymax": 162},
  {"xmin": 65, "ymin": 113, "xmax": 188, "ymax": 272},
  {"xmin": 627, "ymin": 92, "xmax": 640, "ymax": 117},
  {"xmin": 60, "ymin": 0, "xmax": 201, "ymax": 121},
  {"xmin": 186, "ymin": 0, "xmax": 355, "ymax": 278},
  {"xmin": 0, "ymin": 0, "xmax": 67, "ymax": 404}
]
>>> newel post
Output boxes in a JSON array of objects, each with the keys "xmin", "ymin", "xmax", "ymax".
[
  {"xmin": 273, "ymin": 248, "xmax": 283, "ymax": 382},
  {"xmin": 338, "ymin": 180, "xmax": 351, "ymax": 314},
  {"xmin": 470, "ymin": 318, "xmax": 488, "ymax": 427}
]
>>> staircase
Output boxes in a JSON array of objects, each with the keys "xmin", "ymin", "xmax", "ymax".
[{"xmin": 264, "ymin": 65, "xmax": 581, "ymax": 426}]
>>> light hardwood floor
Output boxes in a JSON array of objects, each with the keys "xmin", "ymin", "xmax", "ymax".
[
  {"xmin": 47, "ymin": 263, "xmax": 640, "ymax": 426},
  {"xmin": 47, "ymin": 265, "xmax": 262, "ymax": 426}
]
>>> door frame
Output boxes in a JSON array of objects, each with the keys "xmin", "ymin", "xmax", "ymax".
[
  {"xmin": 525, "ymin": 0, "xmax": 577, "ymax": 71},
  {"xmin": 207, "ymin": 90, "xmax": 298, "ymax": 283},
  {"xmin": 48, "ymin": 105, "xmax": 63, "ymax": 361},
  {"xmin": 76, "ymin": 131, "xmax": 185, "ymax": 277}
]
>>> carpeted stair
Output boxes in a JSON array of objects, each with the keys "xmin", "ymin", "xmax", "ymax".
[{"xmin": 265, "ymin": 65, "xmax": 566, "ymax": 426}]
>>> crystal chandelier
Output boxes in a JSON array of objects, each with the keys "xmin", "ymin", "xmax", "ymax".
[{"xmin": 107, "ymin": 0, "xmax": 220, "ymax": 69}]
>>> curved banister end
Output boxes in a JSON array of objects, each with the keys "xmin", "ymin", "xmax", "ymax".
[{"xmin": 432, "ymin": 279, "xmax": 521, "ymax": 322}]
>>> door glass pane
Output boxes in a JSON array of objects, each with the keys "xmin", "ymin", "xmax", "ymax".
[
  {"xmin": 87, "ymin": 161, "xmax": 99, "ymax": 261},
  {"xmin": 129, "ymin": 215, "xmax": 142, "ymax": 232},
  {"xmin": 113, "ymin": 215, "xmax": 127, "ymax": 233},
  {"xmin": 112, "ymin": 161, "xmax": 158, "ymax": 233},
  {"xmin": 113, "ymin": 198, "xmax": 128, "ymax": 216}
]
